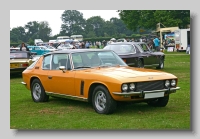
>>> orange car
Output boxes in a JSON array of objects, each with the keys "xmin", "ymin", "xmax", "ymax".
[{"xmin": 21, "ymin": 49, "xmax": 180, "ymax": 114}]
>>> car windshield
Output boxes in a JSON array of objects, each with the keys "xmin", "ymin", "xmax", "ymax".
[
  {"xmin": 104, "ymin": 44, "xmax": 136, "ymax": 54},
  {"xmin": 10, "ymin": 52, "xmax": 29, "ymax": 59},
  {"xmin": 72, "ymin": 51, "xmax": 127, "ymax": 69}
]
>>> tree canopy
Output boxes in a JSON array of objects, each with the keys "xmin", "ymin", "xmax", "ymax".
[
  {"xmin": 10, "ymin": 10, "xmax": 190, "ymax": 44},
  {"xmin": 118, "ymin": 10, "xmax": 190, "ymax": 31}
]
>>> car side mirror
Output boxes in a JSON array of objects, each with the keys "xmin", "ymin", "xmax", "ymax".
[{"xmin": 59, "ymin": 66, "xmax": 66, "ymax": 73}]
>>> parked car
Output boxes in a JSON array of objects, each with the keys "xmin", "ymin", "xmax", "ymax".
[
  {"xmin": 10, "ymin": 51, "xmax": 35, "ymax": 74},
  {"xmin": 57, "ymin": 43, "xmax": 74, "ymax": 50},
  {"xmin": 44, "ymin": 45, "xmax": 57, "ymax": 51},
  {"xmin": 27, "ymin": 45, "xmax": 51, "ymax": 55},
  {"xmin": 104, "ymin": 42, "xmax": 165, "ymax": 69},
  {"xmin": 10, "ymin": 47, "xmax": 20, "ymax": 51},
  {"xmin": 117, "ymin": 38, "xmax": 127, "ymax": 42},
  {"xmin": 21, "ymin": 49, "xmax": 180, "ymax": 114}
]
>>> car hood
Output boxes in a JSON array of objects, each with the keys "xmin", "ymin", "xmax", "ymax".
[{"xmin": 81, "ymin": 66, "xmax": 177, "ymax": 82}]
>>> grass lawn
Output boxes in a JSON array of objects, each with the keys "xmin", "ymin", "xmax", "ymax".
[{"xmin": 10, "ymin": 52, "xmax": 190, "ymax": 130}]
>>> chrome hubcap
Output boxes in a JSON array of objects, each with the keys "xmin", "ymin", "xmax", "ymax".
[
  {"xmin": 95, "ymin": 91, "xmax": 106, "ymax": 112},
  {"xmin": 33, "ymin": 83, "xmax": 41, "ymax": 100}
]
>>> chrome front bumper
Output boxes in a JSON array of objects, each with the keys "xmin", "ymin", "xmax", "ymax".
[{"xmin": 112, "ymin": 87, "xmax": 180, "ymax": 96}]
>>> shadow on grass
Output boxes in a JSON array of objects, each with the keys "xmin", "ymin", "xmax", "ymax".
[
  {"xmin": 10, "ymin": 73, "xmax": 22, "ymax": 79},
  {"xmin": 46, "ymin": 97, "xmax": 166, "ymax": 114}
]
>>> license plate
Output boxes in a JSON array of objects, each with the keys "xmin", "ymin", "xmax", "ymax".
[
  {"xmin": 144, "ymin": 92, "xmax": 164, "ymax": 99},
  {"xmin": 10, "ymin": 63, "xmax": 19, "ymax": 68}
]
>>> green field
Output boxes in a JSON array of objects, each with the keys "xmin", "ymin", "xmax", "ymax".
[{"xmin": 10, "ymin": 52, "xmax": 190, "ymax": 130}]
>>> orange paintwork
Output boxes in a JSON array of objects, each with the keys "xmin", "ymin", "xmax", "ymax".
[{"xmin": 22, "ymin": 55, "xmax": 178, "ymax": 102}]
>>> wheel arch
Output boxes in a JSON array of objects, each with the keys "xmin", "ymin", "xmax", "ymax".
[
  {"xmin": 88, "ymin": 83, "xmax": 110, "ymax": 104},
  {"xmin": 30, "ymin": 76, "xmax": 42, "ymax": 89}
]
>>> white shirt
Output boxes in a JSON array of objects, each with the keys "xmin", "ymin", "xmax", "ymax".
[{"xmin": 21, "ymin": 47, "xmax": 27, "ymax": 51}]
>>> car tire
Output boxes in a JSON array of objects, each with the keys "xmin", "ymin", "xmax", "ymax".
[
  {"xmin": 92, "ymin": 85, "xmax": 117, "ymax": 114},
  {"xmin": 156, "ymin": 57, "xmax": 164, "ymax": 69},
  {"xmin": 147, "ymin": 95, "xmax": 169, "ymax": 107},
  {"xmin": 31, "ymin": 78, "xmax": 49, "ymax": 102},
  {"xmin": 137, "ymin": 58, "xmax": 144, "ymax": 68}
]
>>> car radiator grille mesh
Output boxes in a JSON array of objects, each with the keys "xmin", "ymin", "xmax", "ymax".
[{"xmin": 135, "ymin": 80, "xmax": 165, "ymax": 91}]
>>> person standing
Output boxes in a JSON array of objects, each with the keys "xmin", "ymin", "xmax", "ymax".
[
  {"xmin": 20, "ymin": 42, "xmax": 29, "ymax": 51},
  {"xmin": 96, "ymin": 41, "xmax": 100, "ymax": 49},
  {"xmin": 85, "ymin": 41, "xmax": 90, "ymax": 49},
  {"xmin": 153, "ymin": 36, "xmax": 160, "ymax": 51}
]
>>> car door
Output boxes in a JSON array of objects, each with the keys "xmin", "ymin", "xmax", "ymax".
[
  {"xmin": 45, "ymin": 53, "xmax": 76, "ymax": 95},
  {"xmin": 134, "ymin": 44, "xmax": 149, "ymax": 66},
  {"xmin": 140, "ymin": 43, "xmax": 156, "ymax": 65}
]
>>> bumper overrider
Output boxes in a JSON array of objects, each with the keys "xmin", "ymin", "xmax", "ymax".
[{"xmin": 112, "ymin": 87, "xmax": 180, "ymax": 97}]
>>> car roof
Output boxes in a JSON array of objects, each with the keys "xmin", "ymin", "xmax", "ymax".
[{"xmin": 43, "ymin": 49, "xmax": 112, "ymax": 56}]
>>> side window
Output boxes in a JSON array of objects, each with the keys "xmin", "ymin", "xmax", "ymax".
[
  {"xmin": 52, "ymin": 54, "xmax": 71, "ymax": 70},
  {"xmin": 42, "ymin": 55, "xmax": 51, "ymax": 70},
  {"xmin": 142, "ymin": 44, "xmax": 148, "ymax": 51}
]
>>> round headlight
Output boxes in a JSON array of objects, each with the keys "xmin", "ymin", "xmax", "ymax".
[
  {"xmin": 165, "ymin": 80, "xmax": 170, "ymax": 87},
  {"xmin": 129, "ymin": 83, "xmax": 135, "ymax": 91},
  {"xmin": 171, "ymin": 79, "xmax": 176, "ymax": 86},
  {"xmin": 122, "ymin": 84, "xmax": 128, "ymax": 92}
]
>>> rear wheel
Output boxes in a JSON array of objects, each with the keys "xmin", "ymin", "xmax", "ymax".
[
  {"xmin": 92, "ymin": 85, "xmax": 116, "ymax": 114},
  {"xmin": 156, "ymin": 57, "xmax": 164, "ymax": 69},
  {"xmin": 147, "ymin": 95, "xmax": 169, "ymax": 107},
  {"xmin": 31, "ymin": 79, "xmax": 49, "ymax": 102}
]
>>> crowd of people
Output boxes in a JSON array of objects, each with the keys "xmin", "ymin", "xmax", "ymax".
[{"xmin": 11, "ymin": 36, "xmax": 163, "ymax": 52}]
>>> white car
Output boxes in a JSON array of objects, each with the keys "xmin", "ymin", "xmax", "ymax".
[
  {"xmin": 57, "ymin": 43, "xmax": 74, "ymax": 50},
  {"xmin": 39, "ymin": 46, "xmax": 57, "ymax": 52}
]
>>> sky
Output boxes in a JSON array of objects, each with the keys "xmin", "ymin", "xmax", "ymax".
[{"xmin": 10, "ymin": 10, "xmax": 120, "ymax": 36}]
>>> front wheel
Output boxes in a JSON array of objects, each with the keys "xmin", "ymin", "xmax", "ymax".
[
  {"xmin": 31, "ymin": 78, "xmax": 49, "ymax": 102},
  {"xmin": 92, "ymin": 85, "xmax": 116, "ymax": 114}
]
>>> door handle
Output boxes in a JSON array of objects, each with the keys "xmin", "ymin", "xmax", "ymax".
[{"xmin": 48, "ymin": 76, "xmax": 52, "ymax": 79}]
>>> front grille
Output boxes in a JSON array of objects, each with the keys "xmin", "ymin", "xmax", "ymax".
[{"xmin": 135, "ymin": 80, "xmax": 165, "ymax": 91}]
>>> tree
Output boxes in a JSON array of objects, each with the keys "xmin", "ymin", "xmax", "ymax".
[
  {"xmin": 24, "ymin": 21, "xmax": 40, "ymax": 39},
  {"xmin": 103, "ymin": 21, "xmax": 117, "ymax": 37},
  {"xmin": 60, "ymin": 10, "xmax": 86, "ymax": 36},
  {"xmin": 10, "ymin": 26, "xmax": 27, "ymax": 42},
  {"xmin": 38, "ymin": 21, "xmax": 52, "ymax": 41},
  {"xmin": 118, "ymin": 10, "xmax": 190, "ymax": 31},
  {"xmin": 110, "ymin": 17, "xmax": 133, "ymax": 36},
  {"xmin": 85, "ymin": 16, "xmax": 106, "ymax": 37}
]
